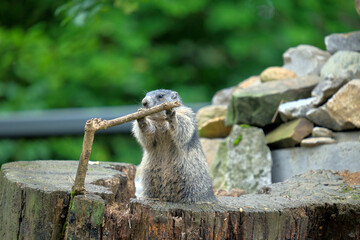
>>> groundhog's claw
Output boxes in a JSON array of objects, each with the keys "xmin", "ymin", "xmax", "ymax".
[
  {"xmin": 137, "ymin": 117, "xmax": 147, "ymax": 129},
  {"xmin": 166, "ymin": 109, "xmax": 175, "ymax": 121}
]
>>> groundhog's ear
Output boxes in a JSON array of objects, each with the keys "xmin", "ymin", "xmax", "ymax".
[{"xmin": 171, "ymin": 92, "xmax": 178, "ymax": 100}]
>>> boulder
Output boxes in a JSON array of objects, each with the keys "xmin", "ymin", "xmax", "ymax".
[
  {"xmin": 211, "ymin": 77, "xmax": 262, "ymax": 105},
  {"xmin": 265, "ymin": 118, "xmax": 313, "ymax": 149},
  {"xmin": 282, "ymin": 44, "xmax": 331, "ymax": 76},
  {"xmin": 278, "ymin": 97, "xmax": 317, "ymax": 121},
  {"xmin": 237, "ymin": 75, "xmax": 261, "ymax": 88},
  {"xmin": 227, "ymin": 75, "xmax": 320, "ymax": 127},
  {"xmin": 320, "ymin": 51, "xmax": 360, "ymax": 79},
  {"xmin": 210, "ymin": 125, "xmax": 271, "ymax": 193},
  {"xmin": 333, "ymin": 131, "xmax": 360, "ymax": 142},
  {"xmin": 260, "ymin": 66, "xmax": 297, "ymax": 82},
  {"xmin": 312, "ymin": 51, "xmax": 360, "ymax": 106},
  {"xmin": 307, "ymin": 79, "xmax": 360, "ymax": 131},
  {"xmin": 198, "ymin": 116, "xmax": 232, "ymax": 138},
  {"xmin": 300, "ymin": 137, "xmax": 337, "ymax": 147},
  {"xmin": 211, "ymin": 86, "xmax": 235, "ymax": 105},
  {"xmin": 325, "ymin": 31, "xmax": 360, "ymax": 54},
  {"xmin": 209, "ymin": 139, "xmax": 227, "ymax": 190},
  {"xmin": 311, "ymin": 74, "xmax": 349, "ymax": 106},
  {"xmin": 196, "ymin": 105, "xmax": 227, "ymax": 127},
  {"xmin": 271, "ymin": 134, "xmax": 360, "ymax": 182},
  {"xmin": 312, "ymin": 127, "xmax": 333, "ymax": 138},
  {"xmin": 200, "ymin": 138, "xmax": 223, "ymax": 168}
]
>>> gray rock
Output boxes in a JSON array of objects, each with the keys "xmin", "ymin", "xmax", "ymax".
[
  {"xmin": 227, "ymin": 75, "xmax": 320, "ymax": 127},
  {"xmin": 279, "ymin": 97, "xmax": 317, "ymax": 121},
  {"xmin": 311, "ymin": 74, "xmax": 348, "ymax": 106},
  {"xmin": 306, "ymin": 108, "xmax": 335, "ymax": 130},
  {"xmin": 333, "ymin": 131, "xmax": 360, "ymax": 142},
  {"xmin": 271, "ymin": 140, "xmax": 360, "ymax": 183},
  {"xmin": 283, "ymin": 44, "xmax": 331, "ymax": 76},
  {"xmin": 210, "ymin": 139, "xmax": 228, "ymax": 191},
  {"xmin": 212, "ymin": 86, "xmax": 235, "ymax": 105},
  {"xmin": 312, "ymin": 127, "xmax": 333, "ymax": 138},
  {"xmin": 325, "ymin": 31, "xmax": 360, "ymax": 54},
  {"xmin": 307, "ymin": 79, "xmax": 360, "ymax": 131},
  {"xmin": 320, "ymin": 51, "xmax": 360, "ymax": 79},
  {"xmin": 312, "ymin": 51, "xmax": 360, "ymax": 106},
  {"xmin": 212, "ymin": 77, "xmax": 262, "ymax": 106},
  {"xmin": 210, "ymin": 125, "xmax": 271, "ymax": 193},
  {"xmin": 300, "ymin": 137, "xmax": 336, "ymax": 147},
  {"xmin": 200, "ymin": 138, "xmax": 223, "ymax": 168}
]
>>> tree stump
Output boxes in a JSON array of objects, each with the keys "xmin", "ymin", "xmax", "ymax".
[
  {"xmin": 1, "ymin": 161, "xmax": 359, "ymax": 239},
  {"xmin": 0, "ymin": 160, "xmax": 136, "ymax": 240},
  {"xmin": 127, "ymin": 170, "xmax": 360, "ymax": 240}
]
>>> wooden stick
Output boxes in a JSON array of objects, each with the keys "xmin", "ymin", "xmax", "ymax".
[
  {"xmin": 271, "ymin": 99, "xmax": 284, "ymax": 123},
  {"xmin": 356, "ymin": 0, "xmax": 360, "ymax": 16},
  {"xmin": 72, "ymin": 101, "xmax": 181, "ymax": 195},
  {"xmin": 72, "ymin": 120, "xmax": 96, "ymax": 194}
]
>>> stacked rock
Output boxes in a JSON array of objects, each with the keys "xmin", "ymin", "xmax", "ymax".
[{"xmin": 197, "ymin": 31, "xmax": 360, "ymax": 189}]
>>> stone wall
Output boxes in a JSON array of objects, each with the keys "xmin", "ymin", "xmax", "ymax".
[{"xmin": 197, "ymin": 31, "xmax": 360, "ymax": 193}]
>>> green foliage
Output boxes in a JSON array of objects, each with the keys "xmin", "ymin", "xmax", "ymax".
[
  {"xmin": 0, "ymin": 0, "xmax": 358, "ymax": 166},
  {"xmin": 1, "ymin": 0, "xmax": 359, "ymax": 111}
]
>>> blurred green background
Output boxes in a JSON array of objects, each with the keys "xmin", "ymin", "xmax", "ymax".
[{"xmin": 0, "ymin": 0, "xmax": 359, "ymax": 167}]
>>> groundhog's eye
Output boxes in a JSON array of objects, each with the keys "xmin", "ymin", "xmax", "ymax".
[{"xmin": 157, "ymin": 94, "xmax": 164, "ymax": 99}]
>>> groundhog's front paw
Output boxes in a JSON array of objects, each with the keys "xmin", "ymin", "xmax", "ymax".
[
  {"xmin": 166, "ymin": 109, "xmax": 175, "ymax": 121},
  {"xmin": 137, "ymin": 117, "xmax": 148, "ymax": 129}
]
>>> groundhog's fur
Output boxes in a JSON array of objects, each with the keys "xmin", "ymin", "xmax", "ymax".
[{"xmin": 132, "ymin": 89, "xmax": 216, "ymax": 203}]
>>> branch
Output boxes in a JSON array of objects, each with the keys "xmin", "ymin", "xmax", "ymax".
[{"xmin": 72, "ymin": 101, "xmax": 181, "ymax": 195}]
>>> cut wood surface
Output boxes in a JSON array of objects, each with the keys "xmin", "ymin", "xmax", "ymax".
[{"xmin": 0, "ymin": 160, "xmax": 359, "ymax": 240}]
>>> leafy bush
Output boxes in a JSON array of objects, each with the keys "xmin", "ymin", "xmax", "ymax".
[{"xmin": 0, "ymin": 0, "xmax": 358, "ymax": 166}]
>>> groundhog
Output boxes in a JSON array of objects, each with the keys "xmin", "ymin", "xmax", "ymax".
[{"xmin": 132, "ymin": 89, "xmax": 216, "ymax": 203}]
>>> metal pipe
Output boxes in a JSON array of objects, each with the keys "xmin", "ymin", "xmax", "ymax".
[{"xmin": 0, "ymin": 103, "xmax": 210, "ymax": 138}]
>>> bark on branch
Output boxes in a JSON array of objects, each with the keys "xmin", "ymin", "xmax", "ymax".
[{"xmin": 72, "ymin": 101, "xmax": 181, "ymax": 195}]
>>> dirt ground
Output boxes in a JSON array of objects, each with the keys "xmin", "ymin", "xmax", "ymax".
[{"xmin": 338, "ymin": 170, "xmax": 360, "ymax": 185}]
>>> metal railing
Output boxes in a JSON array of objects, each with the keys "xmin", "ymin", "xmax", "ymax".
[{"xmin": 0, "ymin": 103, "xmax": 210, "ymax": 137}]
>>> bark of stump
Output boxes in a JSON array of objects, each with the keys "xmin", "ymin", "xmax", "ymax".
[
  {"xmin": 0, "ymin": 160, "xmax": 136, "ymax": 240},
  {"xmin": 1, "ymin": 161, "xmax": 359, "ymax": 240}
]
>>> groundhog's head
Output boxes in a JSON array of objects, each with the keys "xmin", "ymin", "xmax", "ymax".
[{"xmin": 141, "ymin": 89, "xmax": 182, "ymax": 109}]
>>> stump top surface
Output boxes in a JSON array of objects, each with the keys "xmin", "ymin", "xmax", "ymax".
[
  {"xmin": 1, "ymin": 160, "xmax": 132, "ymax": 195},
  {"xmin": 133, "ymin": 170, "xmax": 360, "ymax": 213},
  {"xmin": 1, "ymin": 161, "xmax": 359, "ymax": 213}
]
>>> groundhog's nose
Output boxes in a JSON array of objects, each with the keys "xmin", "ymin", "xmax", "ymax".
[{"xmin": 142, "ymin": 98, "xmax": 149, "ymax": 108}]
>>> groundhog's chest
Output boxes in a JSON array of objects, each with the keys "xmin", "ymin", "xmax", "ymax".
[{"xmin": 149, "ymin": 121, "xmax": 174, "ymax": 149}]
